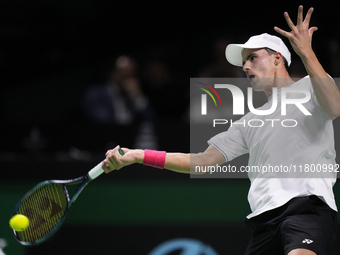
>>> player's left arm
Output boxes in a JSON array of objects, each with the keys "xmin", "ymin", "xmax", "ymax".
[{"xmin": 274, "ymin": 5, "xmax": 340, "ymax": 120}]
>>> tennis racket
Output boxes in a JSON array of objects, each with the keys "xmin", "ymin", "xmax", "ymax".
[{"xmin": 11, "ymin": 149, "xmax": 124, "ymax": 246}]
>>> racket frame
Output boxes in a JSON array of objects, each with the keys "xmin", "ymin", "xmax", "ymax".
[
  {"xmin": 12, "ymin": 149, "xmax": 124, "ymax": 245},
  {"xmin": 13, "ymin": 175, "xmax": 92, "ymax": 245}
]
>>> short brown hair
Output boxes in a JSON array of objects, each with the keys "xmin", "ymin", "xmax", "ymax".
[{"xmin": 264, "ymin": 48, "xmax": 289, "ymax": 72}]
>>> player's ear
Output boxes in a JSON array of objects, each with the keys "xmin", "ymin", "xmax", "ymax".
[{"xmin": 274, "ymin": 52, "xmax": 282, "ymax": 66}]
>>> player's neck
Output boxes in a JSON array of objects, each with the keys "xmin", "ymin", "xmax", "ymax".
[{"xmin": 263, "ymin": 72, "xmax": 295, "ymax": 98}]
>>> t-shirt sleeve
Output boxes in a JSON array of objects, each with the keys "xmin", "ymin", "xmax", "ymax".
[{"xmin": 208, "ymin": 121, "xmax": 249, "ymax": 162}]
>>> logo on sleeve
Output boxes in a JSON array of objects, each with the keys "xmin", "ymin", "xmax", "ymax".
[{"xmin": 302, "ymin": 239, "xmax": 313, "ymax": 244}]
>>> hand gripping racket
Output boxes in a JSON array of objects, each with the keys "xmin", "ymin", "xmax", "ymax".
[{"xmin": 11, "ymin": 149, "xmax": 124, "ymax": 246}]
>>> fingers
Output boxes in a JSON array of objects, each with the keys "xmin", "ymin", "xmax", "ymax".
[
  {"xmin": 273, "ymin": 26, "xmax": 292, "ymax": 39},
  {"xmin": 103, "ymin": 146, "xmax": 123, "ymax": 173},
  {"xmin": 304, "ymin": 7, "xmax": 314, "ymax": 26},
  {"xmin": 274, "ymin": 6, "xmax": 316, "ymax": 38},
  {"xmin": 274, "ymin": 6, "xmax": 317, "ymax": 58},
  {"xmin": 308, "ymin": 26, "xmax": 318, "ymax": 42},
  {"xmin": 289, "ymin": 6, "xmax": 314, "ymax": 28},
  {"xmin": 283, "ymin": 11, "xmax": 297, "ymax": 32},
  {"xmin": 297, "ymin": 5, "xmax": 303, "ymax": 26}
]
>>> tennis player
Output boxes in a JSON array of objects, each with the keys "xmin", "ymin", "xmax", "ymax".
[{"xmin": 103, "ymin": 6, "xmax": 340, "ymax": 255}]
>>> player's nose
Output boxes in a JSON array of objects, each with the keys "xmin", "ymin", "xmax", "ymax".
[{"xmin": 242, "ymin": 61, "xmax": 251, "ymax": 72}]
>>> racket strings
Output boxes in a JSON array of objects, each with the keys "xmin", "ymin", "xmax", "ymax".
[{"xmin": 16, "ymin": 183, "xmax": 68, "ymax": 243}]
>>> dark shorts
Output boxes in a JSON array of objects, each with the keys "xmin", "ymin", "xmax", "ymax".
[{"xmin": 245, "ymin": 196, "xmax": 338, "ymax": 255}]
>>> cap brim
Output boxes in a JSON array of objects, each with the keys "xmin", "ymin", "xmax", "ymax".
[
  {"xmin": 226, "ymin": 43, "xmax": 264, "ymax": 67},
  {"xmin": 225, "ymin": 44, "xmax": 245, "ymax": 67}
]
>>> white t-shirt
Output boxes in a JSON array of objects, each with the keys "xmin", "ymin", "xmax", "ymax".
[{"xmin": 208, "ymin": 76, "xmax": 338, "ymax": 218}]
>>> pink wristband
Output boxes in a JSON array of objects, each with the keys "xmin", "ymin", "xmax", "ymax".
[{"xmin": 143, "ymin": 150, "xmax": 166, "ymax": 169}]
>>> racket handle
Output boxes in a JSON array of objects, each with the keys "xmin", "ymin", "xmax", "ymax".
[
  {"xmin": 87, "ymin": 149, "xmax": 125, "ymax": 180},
  {"xmin": 88, "ymin": 162, "xmax": 104, "ymax": 180}
]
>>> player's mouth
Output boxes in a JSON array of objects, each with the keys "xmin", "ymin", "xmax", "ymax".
[{"xmin": 248, "ymin": 75, "xmax": 255, "ymax": 83}]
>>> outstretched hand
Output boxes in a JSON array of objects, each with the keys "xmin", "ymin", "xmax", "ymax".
[
  {"xmin": 102, "ymin": 146, "xmax": 139, "ymax": 173},
  {"xmin": 274, "ymin": 5, "xmax": 318, "ymax": 59}
]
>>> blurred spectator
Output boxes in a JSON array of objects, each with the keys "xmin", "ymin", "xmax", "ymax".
[
  {"xmin": 141, "ymin": 54, "xmax": 189, "ymax": 120},
  {"xmin": 82, "ymin": 56, "xmax": 154, "ymax": 124}
]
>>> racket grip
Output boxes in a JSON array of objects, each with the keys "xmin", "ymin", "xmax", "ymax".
[
  {"xmin": 88, "ymin": 162, "xmax": 104, "ymax": 180},
  {"xmin": 87, "ymin": 149, "xmax": 125, "ymax": 180}
]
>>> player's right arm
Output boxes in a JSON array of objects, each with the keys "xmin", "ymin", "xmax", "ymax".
[
  {"xmin": 102, "ymin": 145, "xmax": 226, "ymax": 174},
  {"xmin": 274, "ymin": 6, "xmax": 340, "ymax": 120}
]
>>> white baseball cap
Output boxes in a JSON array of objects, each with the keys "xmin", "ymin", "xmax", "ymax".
[{"xmin": 225, "ymin": 33, "xmax": 291, "ymax": 67}]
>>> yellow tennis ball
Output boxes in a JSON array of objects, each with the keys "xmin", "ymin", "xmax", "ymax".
[{"xmin": 9, "ymin": 214, "xmax": 29, "ymax": 232}]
